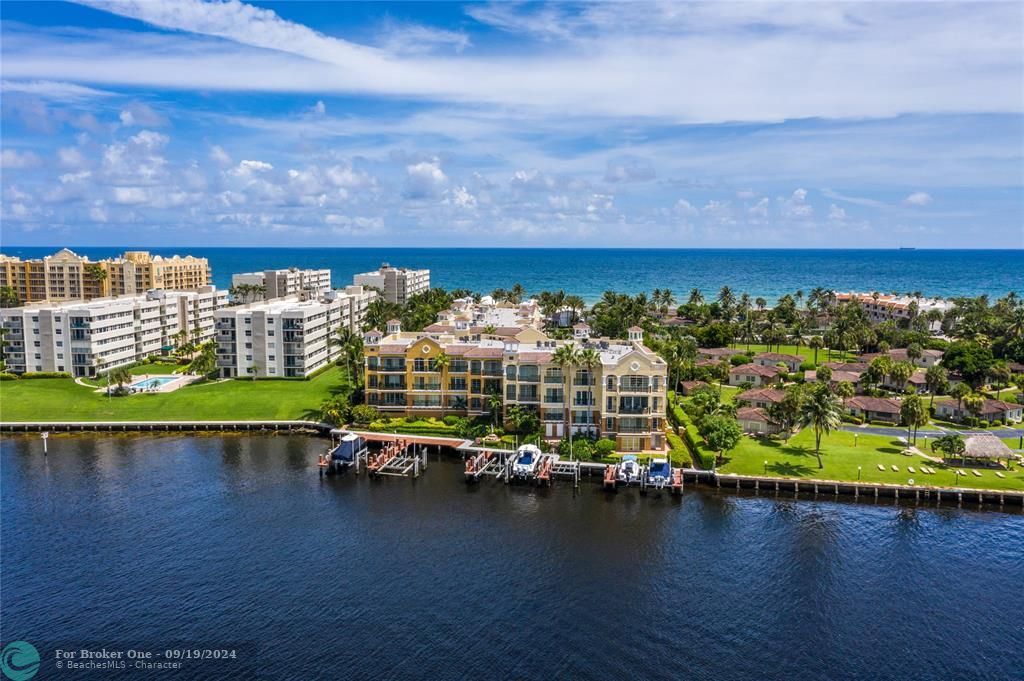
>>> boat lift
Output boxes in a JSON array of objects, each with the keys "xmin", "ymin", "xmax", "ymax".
[
  {"xmin": 319, "ymin": 430, "xmax": 369, "ymax": 476},
  {"xmin": 366, "ymin": 438, "xmax": 428, "ymax": 479}
]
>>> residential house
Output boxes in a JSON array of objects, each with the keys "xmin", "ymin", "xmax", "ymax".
[
  {"xmin": 736, "ymin": 387, "xmax": 786, "ymax": 409},
  {"xmin": 728, "ymin": 363, "xmax": 783, "ymax": 388},
  {"xmin": 753, "ymin": 352, "xmax": 803, "ymax": 373},
  {"xmin": 737, "ymin": 407, "xmax": 782, "ymax": 435},
  {"xmin": 934, "ymin": 399, "xmax": 1023, "ymax": 424},
  {"xmin": 845, "ymin": 396, "xmax": 902, "ymax": 423}
]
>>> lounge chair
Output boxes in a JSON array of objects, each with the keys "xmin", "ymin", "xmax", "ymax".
[
  {"xmin": 995, "ymin": 472, "xmax": 1006, "ymax": 479},
  {"xmin": 908, "ymin": 466, "xmax": 916, "ymax": 474},
  {"xmin": 972, "ymin": 470, "xmax": 982, "ymax": 477},
  {"xmin": 891, "ymin": 465, "xmax": 899, "ymax": 472},
  {"xmin": 877, "ymin": 464, "xmax": 886, "ymax": 472},
  {"xmin": 956, "ymin": 469, "xmax": 966, "ymax": 476}
]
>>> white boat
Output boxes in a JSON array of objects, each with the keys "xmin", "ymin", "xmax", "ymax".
[
  {"xmin": 511, "ymin": 444, "xmax": 543, "ymax": 479},
  {"xmin": 646, "ymin": 458, "xmax": 671, "ymax": 489},
  {"xmin": 618, "ymin": 454, "xmax": 642, "ymax": 484}
]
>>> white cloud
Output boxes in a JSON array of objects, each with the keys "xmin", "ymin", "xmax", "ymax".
[
  {"xmin": 404, "ymin": 159, "xmax": 448, "ymax": 198},
  {"xmin": 903, "ymin": 191, "xmax": 934, "ymax": 207},
  {"xmin": 119, "ymin": 102, "xmax": 167, "ymax": 127},
  {"xmin": 230, "ymin": 159, "xmax": 274, "ymax": 177},
  {"xmin": 1, "ymin": 149, "xmax": 42, "ymax": 169},
  {"xmin": 446, "ymin": 185, "xmax": 477, "ymax": 209},
  {"xmin": 828, "ymin": 204, "xmax": 848, "ymax": 221},
  {"xmin": 209, "ymin": 145, "xmax": 232, "ymax": 166},
  {"xmin": 674, "ymin": 198, "xmax": 698, "ymax": 217},
  {"xmin": 57, "ymin": 146, "xmax": 88, "ymax": 169},
  {"xmin": 748, "ymin": 197, "xmax": 770, "ymax": 220},
  {"xmin": 111, "ymin": 186, "xmax": 150, "ymax": 204},
  {"xmin": 0, "ymin": 79, "xmax": 115, "ymax": 101},
  {"xmin": 604, "ymin": 157, "xmax": 656, "ymax": 183},
  {"xmin": 779, "ymin": 188, "xmax": 813, "ymax": 219}
]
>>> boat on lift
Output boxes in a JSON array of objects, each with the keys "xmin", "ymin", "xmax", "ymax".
[
  {"xmin": 511, "ymin": 444, "xmax": 543, "ymax": 479},
  {"xmin": 645, "ymin": 457, "xmax": 672, "ymax": 491},
  {"xmin": 617, "ymin": 454, "xmax": 643, "ymax": 485}
]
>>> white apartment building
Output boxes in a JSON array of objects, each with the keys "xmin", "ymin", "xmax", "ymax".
[
  {"xmin": 835, "ymin": 292, "xmax": 953, "ymax": 332},
  {"xmin": 0, "ymin": 286, "xmax": 228, "ymax": 377},
  {"xmin": 231, "ymin": 267, "xmax": 332, "ymax": 301},
  {"xmin": 353, "ymin": 263, "xmax": 430, "ymax": 305},
  {"xmin": 215, "ymin": 286, "xmax": 376, "ymax": 378}
]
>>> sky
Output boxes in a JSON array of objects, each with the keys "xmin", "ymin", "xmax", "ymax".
[{"xmin": 1, "ymin": 1, "xmax": 1022, "ymax": 249}]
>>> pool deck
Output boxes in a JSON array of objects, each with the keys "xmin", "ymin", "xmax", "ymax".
[{"xmin": 90, "ymin": 373, "xmax": 198, "ymax": 394}]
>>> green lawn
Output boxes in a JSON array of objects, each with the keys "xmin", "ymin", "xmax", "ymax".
[
  {"xmin": 728, "ymin": 343, "xmax": 857, "ymax": 364},
  {"xmin": 716, "ymin": 428, "xmax": 1023, "ymax": 492},
  {"xmin": 0, "ymin": 368, "xmax": 348, "ymax": 422},
  {"xmin": 1003, "ymin": 436, "xmax": 1024, "ymax": 451},
  {"xmin": 81, "ymin": 362, "xmax": 183, "ymax": 386}
]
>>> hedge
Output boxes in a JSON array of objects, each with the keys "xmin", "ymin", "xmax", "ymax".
[
  {"xmin": 666, "ymin": 432, "xmax": 692, "ymax": 467},
  {"xmin": 0, "ymin": 372, "xmax": 17, "ymax": 381},
  {"xmin": 842, "ymin": 415, "xmax": 864, "ymax": 425},
  {"xmin": 21, "ymin": 372, "xmax": 72, "ymax": 379},
  {"xmin": 367, "ymin": 419, "xmax": 459, "ymax": 436}
]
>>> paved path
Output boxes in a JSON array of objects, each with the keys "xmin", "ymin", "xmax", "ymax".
[{"xmin": 840, "ymin": 424, "xmax": 1024, "ymax": 440}]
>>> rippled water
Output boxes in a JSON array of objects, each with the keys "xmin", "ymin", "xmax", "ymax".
[{"xmin": 2, "ymin": 435, "xmax": 1022, "ymax": 680}]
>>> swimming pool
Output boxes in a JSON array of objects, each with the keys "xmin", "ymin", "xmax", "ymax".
[{"xmin": 129, "ymin": 376, "xmax": 178, "ymax": 390}]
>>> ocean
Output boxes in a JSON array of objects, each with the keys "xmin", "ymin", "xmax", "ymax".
[
  {"xmin": 2, "ymin": 434, "xmax": 1022, "ymax": 680},
  {"xmin": 3, "ymin": 247, "xmax": 1021, "ymax": 303}
]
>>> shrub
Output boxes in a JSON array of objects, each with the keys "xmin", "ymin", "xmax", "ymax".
[
  {"xmin": 350, "ymin": 404, "xmax": 380, "ymax": 425},
  {"xmin": 594, "ymin": 438, "xmax": 617, "ymax": 458},
  {"xmin": 666, "ymin": 433, "xmax": 692, "ymax": 467},
  {"xmin": 990, "ymin": 419, "xmax": 1003, "ymax": 427},
  {"xmin": 799, "ymin": 360, "xmax": 816, "ymax": 372},
  {"xmin": 869, "ymin": 420, "xmax": 897, "ymax": 427},
  {"xmin": 0, "ymin": 372, "xmax": 18, "ymax": 381},
  {"xmin": 442, "ymin": 415, "xmax": 461, "ymax": 426},
  {"xmin": 842, "ymin": 415, "xmax": 864, "ymax": 425},
  {"xmin": 730, "ymin": 354, "xmax": 752, "ymax": 366},
  {"xmin": 21, "ymin": 371, "xmax": 72, "ymax": 379}
]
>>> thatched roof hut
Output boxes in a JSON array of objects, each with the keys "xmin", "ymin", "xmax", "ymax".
[{"xmin": 963, "ymin": 435, "xmax": 1013, "ymax": 462}]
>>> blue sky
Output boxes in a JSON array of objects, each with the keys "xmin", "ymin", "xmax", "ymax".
[{"xmin": 1, "ymin": 1, "xmax": 1021, "ymax": 248}]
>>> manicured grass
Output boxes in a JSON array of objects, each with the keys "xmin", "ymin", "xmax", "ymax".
[
  {"xmin": 81, "ymin": 362, "xmax": 183, "ymax": 386},
  {"xmin": 716, "ymin": 427, "xmax": 1023, "ymax": 492},
  {"xmin": 0, "ymin": 368, "xmax": 348, "ymax": 422},
  {"xmin": 1003, "ymin": 436, "xmax": 1024, "ymax": 451},
  {"xmin": 728, "ymin": 343, "xmax": 857, "ymax": 364}
]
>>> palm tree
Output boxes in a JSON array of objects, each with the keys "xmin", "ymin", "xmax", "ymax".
[
  {"xmin": 187, "ymin": 340, "xmax": 218, "ymax": 378},
  {"xmin": 925, "ymin": 365, "xmax": 948, "ymax": 409},
  {"xmin": 564, "ymin": 295, "xmax": 585, "ymax": 325},
  {"xmin": 949, "ymin": 382, "xmax": 971, "ymax": 416},
  {"xmin": 798, "ymin": 383, "xmax": 843, "ymax": 469},
  {"xmin": 834, "ymin": 380, "xmax": 855, "ymax": 406},
  {"xmin": 552, "ymin": 343, "xmax": 580, "ymax": 455},
  {"xmin": 108, "ymin": 365, "xmax": 133, "ymax": 393},
  {"xmin": 808, "ymin": 335, "xmax": 824, "ymax": 365},
  {"xmin": 963, "ymin": 392, "xmax": 985, "ymax": 423},
  {"xmin": 508, "ymin": 283, "xmax": 525, "ymax": 304},
  {"xmin": 434, "ymin": 351, "xmax": 450, "ymax": 417},
  {"xmin": 578, "ymin": 347, "xmax": 601, "ymax": 437},
  {"xmin": 900, "ymin": 394, "xmax": 928, "ymax": 445},
  {"xmin": 84, "ymin": 263, "xmax": 108, "ymax": 297},
  {"xmin": 687, "ymin": 288, "xmax": 704, "ymax": 306},
  {"xmin": 486, "ymin": 392, "xmax": 503, "ymax": 430}
]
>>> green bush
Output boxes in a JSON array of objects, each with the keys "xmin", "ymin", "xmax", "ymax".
[
  {"xmin": 350, "ymin": 404, "xmax": 379, "ymax": 425},
  {"xmin": 21, "ymin": 371, "xmax": 72, "ymax": 379},
  {"xmin": 594, "ymin": 438, "xmax": 616, "ymax": 457},
  {"xmin": 799, "ymin": 360, "xmax": 816, "ymax": 372},
  {"xmin": 442, "ymin": 415, "xmax": 461, "ymax": 426},
  {"xmin": 666, "ymin": 432, "xmax": 692, "ymax": 467},
  {"xmin": 0, "ymin": 372, "xmax": 18, "ymax": 381},
  {"xmin": 991, "ymin": 419, "xmax": 1003, "ymax": 427},
  {"xmin": 842, "ymin": 415, "xmax": 864, "ymax": 425},
  {"xmin": 869, "ymin": 420, "xmax": 897, "ymax": 427},
  {"xmin": 730, "ymin": 354, "xmax": 752, "ymax": 366}
]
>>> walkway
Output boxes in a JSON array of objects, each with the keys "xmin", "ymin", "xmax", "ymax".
[{"xmin": 840, "ymin": 424, "xmax": 1024, "ymax": 439}]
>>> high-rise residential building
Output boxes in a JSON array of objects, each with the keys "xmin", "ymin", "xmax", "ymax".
[
  {"xmin": 214, "ymin": 286, "xmax": 377, "ymax": 378},
  {"xmin": 363, "ymin": 323, "xmax": 667, "ymax": 452},
  {"xmin": 833, "ymin": 291, "xmax": 953, "ymax": 332},
  {"xmin": 0, "ymin": 286, "xmax": 228, "ymax": 377},
  {"xmin": 352, "ymin": 263, "xmax": 430, "ymax": 305},
  {"xmin": 0, "ymin": 248, "xmax": 212, "ymax": 304},
  {"xmin": 230, "ymin": 267, "xmax": 332, "ymax": 301}
]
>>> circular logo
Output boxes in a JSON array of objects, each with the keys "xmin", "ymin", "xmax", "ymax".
[{"xmin": 1, "ymin": 642, "xmax": 39, "ymax": 681}]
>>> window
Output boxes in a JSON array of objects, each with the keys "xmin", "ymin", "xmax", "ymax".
[
  {"xmin": 606, "ymin": 417, "xmax": 614, "ymax": 430},
  {"xmin": 246, "ymin": 355, "xmax": 252, "ymax": 361},
  {"xmin": 269, "ymin": 355, "xmax": 275, "ymax": 361},
  {"xmin": 34, "ymin": 341, "xmax": 40, "ymax": 347},
  {"xmin": 57, "ymin": 353, "xmax": 64, "ymax": 359},
  {"xmin": 56, "ymin": 341, "xmax": 63, "ymax": 347},
  {"xmin": 245, "ymin": 343, "xmax": 252, "ymax": 349}
]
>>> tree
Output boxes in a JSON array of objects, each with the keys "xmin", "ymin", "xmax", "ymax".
[
  {"xmin": 350, "ymin": 404, "xmax": 380, "ymax": 425},
  {"xmin": 888, "ymin": 361, "xmax": 915, "ymax": 392},
  {"xmin": 331, "ymin": 327, "xmax": 364, "ymax": 387},
  {"xmin": 798, "ymin": 383, "xmax": 843, "ymax": 468},
  {"xmin": 552, "ymin": 343, "xmax": 580, "ymax": 452},
  {"xmin": 949, "ymin": 382, "xmax": 972, "ymax": 415},
  {"xmin": 808, "ymin": 335, "xmax": 824, "ymax": 365},
  {"xmin": 766, "ymin": 384, "xmax": 806, "ymax": 440},
  {"xmin": 963, "ymin": 392, "xmax": 985, "ymax": 422},
  {"xmin": 924, "ymin": 365, "xmax": 948, "ymax": 409},
  {"xmin": 107, "ymin": 366, "xmax": 132, "ymax": 393},
  {"xmin": 834, "ymin": 380, "xmax": 856, "ymax": 406},
  {"xmin": 577, "ymin": 347, "xmax": 601, "ymax": 436},
  {"xmin": 899, "ymin": 394, "xmax": 928, "ymax": 444},
  {"xmin": 905, "ymin": 342, "xmax": 923, "ymax": 365},
  {"xmin": 0, "ymin": 286, "xmax": 21, "ymax": 308},
  {"xmin": 85, "ymin": 263, "xmax": 108, "ymax": 297},
  {"xmin": 942, "ymin": 341, "xmax": 994, "ymax": 389},
  {"xmin": 318, "ymin": 396, "xmax": 351, "ymax": 426},
  {"xmin": 187, "ymin": 340, "xmax": 218, "ymax": 378},
  {"xmin": 816, "ymin": 365, "xmax": 833, "ymax": 384},
  {"xmin": 434, "ymin": 351, "xmax": 450, "ymax": 417},
  {"xmin": 932, "ymin": 433, "xmax": 966, "ymax": 464},
  {"xmin": 988, "ymin": 361, "xmax": 1011, "ymax": 390},
  {"xmin": 698, "ymin": 413, "xmax": 742, "ymax": 466},
  {"xmin": 486, "ymin": 392, "xmax": 503, "ymax": 429}
]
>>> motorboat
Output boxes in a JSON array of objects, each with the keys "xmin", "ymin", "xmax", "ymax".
[
  {"xmin": 512, "ymin": 444, "xmax": 543, "ymax": 479},
  {"xmin": 646, "ymin": 457, "xmax": 672, "ymax": 489},
  {"xmin": 618, "ymin": 454, "xmax": 642, "ymax": 484}
]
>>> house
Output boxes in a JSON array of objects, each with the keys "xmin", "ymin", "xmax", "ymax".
[
  {"xmin": 736, "ymin": 387, "xmax": 786, "ymax": 409},
  {"xmin": 934, "ymin": 399, "xmax": 1023, "ymax": 424},
  {"xmin": 881, "ymin": 369, "xmax": 929, "ymax": 394},
  {"xmin": 845, "ymin": 396, "xmax": 902, "ymax": 423},
  {"xmin": 698, "ymin": 347, "xmax": 744, "ymax": 361},
  {"xmin": 753, "ymin": 352, "xmax": 803, "ymax": 373},
  {"xmin": 728, "ymin": 363, "xmax": 782, "ymax": 387},
  {"xmin": 737, "ymin": 407, "xmax": 782, "ymax": 435},
  {"xmin": 805, "ymin": 369, "xmax": 864, "ymax": 389},
  {"xmin": 679, "ymin": 380, "xmax": 709, "ymax": 396},
  {"xmin": 824, "ymin": 362, "xmax": 870, "ymax": 373},
  {"xmin": 861, "ymin": 348, "xmax": 944, "ymax": 368}
]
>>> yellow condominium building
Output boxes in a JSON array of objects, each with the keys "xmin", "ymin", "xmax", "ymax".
[
  {"xmin": 363, "ymin": 322, "xmax": 667, "ymax": 452},
  {"xmin": 0, "ymin": 248, "xmax": 211, "ymax": 303}
]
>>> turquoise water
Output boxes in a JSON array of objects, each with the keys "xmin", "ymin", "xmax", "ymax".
[
  {"xmin": 5, "ymin": 247, "xmax": 1021, "ymax": 303},
  {"xmin": 130, "ymin": 376, "xmax": 177, "ymax": 389}
]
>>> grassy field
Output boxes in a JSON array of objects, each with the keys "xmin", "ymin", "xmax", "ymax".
[
  {"xmin": 728, "ymin": 343, "xmax": 857, "ymax": 364},
  {"xmin": 81, "ymin": 362, "xmax": 183, "ymax": 386},
  {"xmin": 0, "ymin": 368, "xmax": 348, "ymax": 422},
  {"xmin": 716, "ymin": 428, "xmax": 1024, "ymax": 491}
]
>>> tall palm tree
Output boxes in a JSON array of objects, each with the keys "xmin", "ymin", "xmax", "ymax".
[
  {"xmin": 808, "ymin": 335, "xmax": 824, "ymax": 365},
  {"xmin": 434, "ymin": 351, "xmax": 450, "ymax": 417},
  {"xmin": 798, "ymin": 384, "xmax": 843, "ymax": 469},
  {"xmin": 108, "ymin": 365, "xmax": 133, "ymax": 393},
  {"xmin": 188, "ymin": 340, "xmax": 218, "ymax": 378},
  {"xmin": 486, "ymin": 392, "xmax": 503, "ymax": 430},
  {"xmin": 552, "ymin": 343, "xmax": 581, "ymax": 454},
  {"xmin": 564, "ymin": 295, "xmax": 585, "ymax": 325},
  {"xmin": 578, "ymin": 347, "xmax": 601, "ymax": 437},
  {"xmin": 687, "ymin": 288, "xmax": 704, "ymax": 306}
]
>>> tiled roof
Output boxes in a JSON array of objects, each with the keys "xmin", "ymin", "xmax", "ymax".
[
  {"xmin": 737, "ymin": 388, "xmax": 786, "ymax": 403},
  {"xmin": 464, "ymin": 347, "xmax": 504, "ymax": 358},
  {"xmin": 730, "ymin": 363, "xmax": 781, "ymax": 377},
  {"xmin": 737, "ymin": 406, "xmax": 771, "ymax": 423},
  {"xmin": 846, "ymin": 396, "xmax": 901, "ymax": 414}
]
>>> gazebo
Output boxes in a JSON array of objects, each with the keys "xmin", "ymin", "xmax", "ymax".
[{"xmin": 962, "ymin": 435, "xmax": 1015, "ymax": 469}]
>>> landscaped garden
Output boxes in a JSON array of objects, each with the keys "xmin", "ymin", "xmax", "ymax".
[{"xmin": 0, "ymin": 367, "xmax": 349, "ymax": 422}]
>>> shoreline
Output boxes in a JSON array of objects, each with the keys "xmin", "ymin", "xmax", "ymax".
[{"xmin": 4, "ymin": 426, "xmax": 1021, "ymax": 511}]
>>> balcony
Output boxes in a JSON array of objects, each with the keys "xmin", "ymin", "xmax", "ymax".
[
  {"xmin": 619, "ymin": 384, "xmax": 651, "ymax": 393},
  {"xmin": 379, "ymin": 363, "xmax": 406, "ymax": 372},
  {"xmin": 618, "ymin": 405, "xmax": 650, "ymax": 415},
  {"xmin": 544, "ymin": 374, "xmax": 564, "ymax": 384}
]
